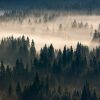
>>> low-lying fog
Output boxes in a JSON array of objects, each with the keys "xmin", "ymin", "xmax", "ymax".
[{"xmin": 0, "ymin": 12, "xmax": 99, "ymax": 50}]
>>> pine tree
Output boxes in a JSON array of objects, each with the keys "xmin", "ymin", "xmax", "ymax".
[
  {"xmin": 62, "ymin": 45, "xmax": 67, "ymax": 67},
  {"xmin": 30, "ymin": 40, "xmax": 36, "ymax": 64},
  {"xmin": 1, "ymin": 60, "xmax": 5, "ymax": 74},
  {"xmin": 16, "ymin": 82, "xmax": 21, "ymax": 96},
  {"xmin": 81, "ymin": 82, "xmax": 91, "ymax": 100},
  {"xmin": 48, "ymin": 44, "xmax": 55, "ymax": 66}
]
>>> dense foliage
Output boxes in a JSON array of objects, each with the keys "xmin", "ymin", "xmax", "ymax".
[{"xmin": 0, "ymin": 36, "xmax": 99, "ymax": 99}]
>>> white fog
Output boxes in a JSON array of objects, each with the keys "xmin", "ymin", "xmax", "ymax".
[{"xmin": 0, "ymin": 11, "xmax": 100, "ymax": 50}]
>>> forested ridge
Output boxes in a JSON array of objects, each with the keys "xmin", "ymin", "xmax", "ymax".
[
  {"xmin": 0, "ymin": 0, "xmax": 100, "ymax": 12},
  {"xmin": 0, "ymin": 35, "xmax": 99, "ymax": 100}
]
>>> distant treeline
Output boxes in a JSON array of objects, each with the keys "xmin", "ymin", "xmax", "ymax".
[
  {"xmin": 0, "ymin": 0, "xmax": 100, "ymax": 13},
  {"xmin": 92, "ymin": 30, "xmax": 100, "ymax": 42},
  {"xmin": 0, "ymin": 35, "xmax": 99, "ymax": 99}
]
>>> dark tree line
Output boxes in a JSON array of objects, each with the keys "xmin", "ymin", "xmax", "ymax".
[
  {"xmin": 20, "ymin": 75, "xmax": 98, "ymax": 100},
  {"xmin": 1, "ymin": 0, "xmax": 100, "ymax": 13},
  {"xmin": 0, "ymin": 36, "xmax": 100, "ymax": 82},
  {"xmin": 5, "ymin": 73, "xmax": 98, "ymax": 100},
  {"xmin": 0, "ymin": 36, "xmax": 99, "ymax": 99}
]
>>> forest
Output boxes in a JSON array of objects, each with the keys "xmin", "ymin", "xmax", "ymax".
[
  {"xmin": 0, "ymin": 0, "xmax": 100, "ymax": 14},
  {"xmin": 0, "ymin": 31, "xmax": 99, "ymax": 100},
  {"xmin": 0, "ymin": 0, "xmax": 100, "ymax": 100}
]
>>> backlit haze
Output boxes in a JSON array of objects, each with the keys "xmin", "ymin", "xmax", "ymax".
[{"xmin": 0, "ymin": 11, "xmax": 99, "ymax": 51}]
